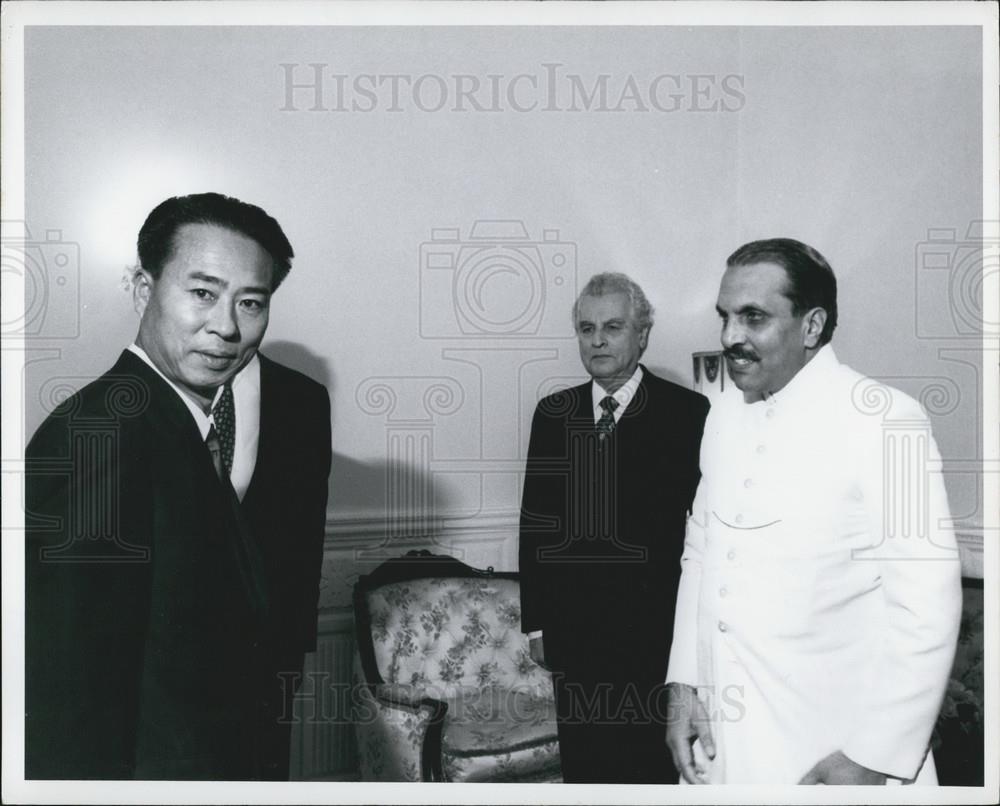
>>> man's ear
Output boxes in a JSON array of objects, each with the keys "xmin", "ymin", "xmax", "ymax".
[
  {"xmin": 133, "ymin": 268, "xmax": 154, "ymax": 316},
  {"xmin": 638, "ymin": 326, "xmax": 650, "ymax": 351},
  {"xmin": 802, "ymin": 307, "xmax": 827, "ymax": 349}
]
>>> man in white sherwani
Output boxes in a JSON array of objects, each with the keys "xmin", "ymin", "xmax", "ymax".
[{"xmin": 665, "ymin": 238, "xmax": 962, "ymax": 785}]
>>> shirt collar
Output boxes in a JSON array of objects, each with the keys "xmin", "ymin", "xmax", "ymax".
[
  {"xmin": 127, "ymin": 344, "xmax": 259, "ymax": 439},
  {"xmin": 230, "ymin": 349, "xmax": 260, "ymax": 399},
  {"xmin": 762, "ymin": 344, "xmax": 839, "ymax": 408},
  {"xmin": 592, "ymin": 364, "xmax": 644, "ymax": 415}
]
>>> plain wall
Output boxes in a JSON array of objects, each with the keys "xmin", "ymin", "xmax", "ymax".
[{"xmin": 22, "ymin": 25, "xmax": 985, "ymax": 529}]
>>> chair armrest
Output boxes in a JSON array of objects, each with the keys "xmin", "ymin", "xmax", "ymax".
[
  {"xmin": 354, "ymin": 680, "xmax": 448, "ymax": 781},
  {"xmin": 374, "ymin": 683, "xmax": 449, "ymax": 781},
  {"xmin": 374, "ymin": 682, "xmax": 434, "ymax": 709}
]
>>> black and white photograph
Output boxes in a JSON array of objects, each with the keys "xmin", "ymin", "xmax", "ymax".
[{"xmin": 2, "ymin": 1, "xmax": 996, "ymax": 804}]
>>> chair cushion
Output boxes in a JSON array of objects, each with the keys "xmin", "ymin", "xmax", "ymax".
[{"xmin": 440, "ymin": 687, "xmax": 561, "ymax": 783}]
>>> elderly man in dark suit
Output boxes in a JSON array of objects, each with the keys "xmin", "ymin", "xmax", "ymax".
[
  {"xmin": 519, "ymin": 272, "xmax": 709, "ymax": 783},
  {"xmin": 25, "ymin": 193, "xmax": 331, "ymax": 780}
]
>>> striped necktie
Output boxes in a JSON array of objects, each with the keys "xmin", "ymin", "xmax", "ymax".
[{"xmin": 596, "ymin": 395, "xmax": 619, "ymax": 440}]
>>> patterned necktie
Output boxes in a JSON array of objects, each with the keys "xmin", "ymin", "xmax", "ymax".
[
  {"xmin": 205, "ymin": 382, "xmax": 268, "ymax": 620},
  {"xmin": 211, "ymin": 382, "xmax": 236, "ymax": 478},
  {"xmin": 596, "ymin": 395, "xmax": 619, "ymax": 440}
]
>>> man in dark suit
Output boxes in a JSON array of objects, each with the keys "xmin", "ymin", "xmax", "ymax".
[
  {"xmin": 25, "ymin": 193, "xmax": 331, "ymax": 780},
  {"xmin": 519, "ymin": 272, "xmax": 709, "ymax": 783}
]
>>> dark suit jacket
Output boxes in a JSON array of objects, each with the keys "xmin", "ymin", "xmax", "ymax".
[
  {"xmin": 518, "ymin": 366, "xmax": 708, "ymax": 676},
  {"xmin": 25, "ymin": 349, "xmax": 331, "ymax": 779}
]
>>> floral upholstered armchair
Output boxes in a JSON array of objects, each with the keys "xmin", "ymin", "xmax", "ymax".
[{"xmin": 352, "ymin": 551, "xmax": 562, "ymax": 782}]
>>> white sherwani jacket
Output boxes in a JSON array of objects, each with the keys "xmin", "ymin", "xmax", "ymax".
[{"xmin": 666, "ymin": 346, "xmax": 962, "ymax": 784}]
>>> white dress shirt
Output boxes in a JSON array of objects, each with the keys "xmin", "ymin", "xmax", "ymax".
[
  {"xmin": 591, "ymin": 365, "xmax": 644, "ymax": 425},
  {"xmin": 128, "ymin": 344, "xmax": 260, "ymax": 500},
  {"xmin": 666, "ymin": 346, "xmax": 962, "ymax": 783}
]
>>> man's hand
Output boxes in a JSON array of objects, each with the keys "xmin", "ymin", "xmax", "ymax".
[
  {"xmin": 798, "ymin": 751, "xmax": 887, "ymax": 785},
  {"xmin": 529, "ymin": 636, "xmax": 548, "ymax": 670},
  {"xmin": 665, "ymin": 682, "xmax": 716, "ymax": 784}
]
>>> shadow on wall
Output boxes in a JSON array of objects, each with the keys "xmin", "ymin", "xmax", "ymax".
[
  {"xmin": 264, "ymin": 340, "xmax": 334, "ymax": 395},
  {"xmin": 327, "ymin": 452, "xmax": 453, "ymax": 527},
  {"xmin": 645, "ymin": 362, "xmax": 695, "ymax": 391},
  {"xmin": 261, "ymin": 340, "xmax": 452, "ymax": 521}
]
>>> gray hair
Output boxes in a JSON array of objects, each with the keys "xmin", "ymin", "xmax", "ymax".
[{"xmin": 571, "ymin": 272, "xmax": 654, "ymax": 332}]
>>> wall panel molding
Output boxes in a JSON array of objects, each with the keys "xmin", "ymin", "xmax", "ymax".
[{"xmin": 323, "ymin": 507, "xmax": 521, "ymax": 543}]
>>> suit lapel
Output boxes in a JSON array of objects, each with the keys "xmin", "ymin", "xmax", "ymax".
[
  {"xmin": 572, "ymin": 381, "xmax": 592, "ymax": 424},
  {"xmin": 115, "ymin": 350, "xmax": 208, "ymax": 452},
  {"xmin": 242, "ymin": 354, "xmax": 271, "ymax": 507},
  {"xmin": 126, "ymin": 349, "xmax": 270, "ymax": 620},
  {"xmin": 618, "ymin": 365, "xmax": 654, "ymax": 432}
]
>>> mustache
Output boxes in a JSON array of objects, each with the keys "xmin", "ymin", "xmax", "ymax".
[{"xmin": 724, "ymin": 347, "xmax": 759, "ymax": 362}]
